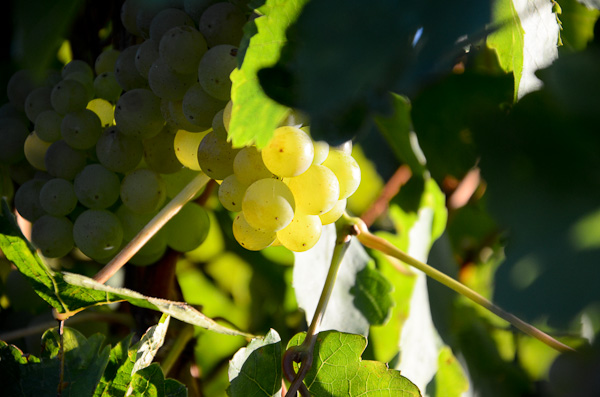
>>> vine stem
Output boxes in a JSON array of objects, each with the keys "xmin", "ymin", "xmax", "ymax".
[
  {"xmin": 284, "ymin": 222, "xmax": 355, "ymax": 397},
  {"xmin": 349, "ymin": 214, "xmax": 575, "ymax": 353},
  {"xmin": 93, "ymin": 173, "xmax": 210, "ymax": 284}
]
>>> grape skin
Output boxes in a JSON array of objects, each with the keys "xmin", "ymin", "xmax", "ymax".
[
  {"xmin": 31, "ymin": 215, "xmax": 74, "ymax": 258},
  {"xmin": 322, "ymin": 149, "xmax": 361, "ymax": 199},
  {"xmin": 287, "ymin": 164, "xmax": 340, "ymax": 215},
  {"xmin": 242, "ymin": 178, "xmax": 295, "ymax": 232},
  {"xmin": 73, "ymin": 209, "xmax": 123, "ymax": 260},
  {"xmin": 233, "ymin": 212, "xmax": 276, "ymax": 251},
  {"xmin": 276, "ymin": 213, "xmax": 322, "ymax": 252},
  {"xmin": 261, "ymin": 126, "xmax": 314, "ymax": 177}
]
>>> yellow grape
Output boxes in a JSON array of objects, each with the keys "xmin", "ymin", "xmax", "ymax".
[
  {"xmin": 233, "ymin": 212, "xmax": 276, "ymax": 251},
  {"xmin": 174, "ymin": 129, "xmax": 209, "ymax": 171},
  {"xmin": 319, "ymin": 198, "xmax": 347, "ymax": 225},
  {"xmin": 277, "ymin": 213, "xmax": 322, "ymax": 252},
  {"xmin": 323, "ymin": 149, "xmax": 361, "ymax": 199},
  {"xmin": 218, "ymin": 174, "xmax": 247, "ymax": 212},
  {"xmin": 287, "ymin": 164, "xmax": 339, "ymax": 215},
  {"xmin": 261, "ymin": 126, "xmax": 314, "ymax": 177},
  {"xmin": 242, "ymin": 178, "xmax": 295, "ymax": 231}
]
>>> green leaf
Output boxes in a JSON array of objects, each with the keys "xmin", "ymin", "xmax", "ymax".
[
  {"xmin": 294, "ymin": 225, "xmax": 394, "ymax": 335},
  {"xmin": 0, "ymin": 327, "xmax": 110, "ymax": 396},
  {"xmin": 287, "ymin": 331, "xmax": 421, "ymax": 396},
  {"xmin": 227, "ymin": 329, "xmax": 282, "ymax": 397},
  {"xmin": 487, "ymin": 0, "xmax": 524, "ymax": 101},
  {"xmin": 94, "ymin": 334, "xmax": 134, "ymax": 397},
  {"xmin": 131, "ymin": 314, "xmax": 170, "ymax": 376},
  {"xmin": 128, "ymin": 363, "xmax": 187, "ymax": 397},
  {"xmin": 425, "ymin": 347, "xmax": 469, "ymax": 397},
  {"xmin": 556, "ymin": 0, "xmax": 600, "ymax": 52},
  {"xmin": 229, "ymin": 0, "xmax": 309, "ymax": 148},
  {"xmin": 374, "ymin": 94, "xmax": 427, "ymax": 174}
]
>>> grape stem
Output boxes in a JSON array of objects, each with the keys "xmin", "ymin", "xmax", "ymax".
[
  {"xmin": 284, "ymin": 221, "xmax": 356, "ymax": 396},
  {"xmin": 93, "ymin": 172, "xmax": 210, "ymax": 284},
  {"xmin": 348, "ymin": 214, "xmax": 575, "ymax": 353}
]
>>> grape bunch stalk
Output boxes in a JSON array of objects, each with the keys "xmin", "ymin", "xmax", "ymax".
[{"xmin": 0, "ymin": 0, "xmax": 361, "ymax": 268}]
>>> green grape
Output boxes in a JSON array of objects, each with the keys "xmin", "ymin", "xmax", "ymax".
[
  {"xmin": 39, "ymin": 178, "xmax": 78, "ymax": 216},
  {"xmin": 95, "ymin": 126, "xmax": 143, "ymax": 173},
  {"xmin": 64, "ymin": 72, "xmax": 95, "ymax": 102},
  {"xmin": 184, "ymin": 0, "xmax": 219, "ymax": 20},
  {"xmin": 223, "ymin": 100, "xmax": 232, "ymax": 132},
  {"xmin": 322, "ymin": 149, "xmax": 361, "ymax": 199},
  {"xmin": 197, "ymin": 44, "xmax": 237, "ymax": 101},
  {"xmin": 74, "ymin": 164, "xmax": 121, "ymax": 209},
  {"xmin": 120, "ymin": 0, "xmax": 143, "ymax": 36},
  {"xmin": 73, "ymin": 209, "xmax": 123, "ymax": 260},
  {"xmin": 0, "ymin": 118, "xmax": 29, "ymax": 164},
  {"xmin": 163, "ymin": 167, "xmax": 202, "ymax": 198},
  {"xmin": 167, "ymin": 100, "xmax": 206, "ymax": 132},
  {"xmin": 233, "ymin": 146, "xmax": 273, "ymax": 185},
  {"xmin": 135, "ymin": 39, "xmax": 159, "ymax": 79},
  {"xmin": 211, "ymin": 108, "xmax": 227, "ymax": 140},
  {"xmin": 62, "ymin": 60, "xmax": 94, "ymax": 81},
  {"xmin": 182, "ymin": 83, "xmax": 227, "ymax": 129},
  {"xmin": 9, "ymin": 160, "xmax": 36, "ymax": 186},
  {"xmin": 242, "ymin": 178, "xmax": 295, "ymax": 231},
  {"xmin": 60, "ymin": 109, "xmax": 103, "ymax": 149},
  {"xmin": 232, "ymin": 212, "xmax": 276, "ymax": 251},
  {"xmin": 287, "ymin": 164, "xmax": 340, "ymax": 215},
  {"xmin": 120, "ymin": 168, "xmax": 167, "ymax": 214},
  {"xmin": 129, "ymin": 245, "xmax": 167, "ymax": 266},
  {"xmin": 116, "ymin": 204, "xmax": 167, "ymax": 256},
  {"xmin": 149, "ymin": 8, "xmax": 195, "ymax": 41},
  {"xmin": 198, "ymin": 2, "xmax": 245, "ymax": 47},
  {"xmin": 276, "ymin": 213, "xmax": 322, "ymax": 252},
  {"xmin": 218, "ymin": 174, "xmax": 247, "ymax": 212},
  {"xmin": 148, "ymin": 58, "xmax": 196, "ymax": 100},
  {"xmin": 143, "ymin": 127, "xmax": 182, "ymax": 174},
  {"xmin": 44, "ymin": 140, "xmax": 87, "ymax": 180},
  {"xmin": 261, "ymin": 126, "xmax": 314, "ymax": 177},
  {"xmin": 136, "ymin": 2, "xmax": 169, "ymax": 39},
  {"xmin": 160, "ymin": 26, "xmax": 207, "ymax": 75},
  {"xmin": 319, "ymin": 198, "xmax": 346, "ymax": 225},
  {"xmin": 114, "ymin": 44, "xmax": 148, "ymax": 91},
  {"xmin": 94, "ymin": 72, "xmax": 123, "ymax": 102},
  {"xmin": 174, "ymin": 129, "xmax": 208, "ymax": 170},
  {"xmin": 24, "ymin": 86, "xmax": 53, "ymax": 123},
  {"xmin": 31, "ymin": 215, "xmax": 74, "ymax": 258},
  {"xmin": 164, "ymin": 202, "xmax": 210, "ymax": 252},
  {"xmin": 24, "ymin": 132, "xmax": 52, "ymax": 171},
  {"xmin": 86, "ymin": 98, "xmax": 114, "ymax": 128},
  {"xmin": 197, "ymin": 131, "xmax": 240, "ymax": 179},
  {"xmin": 114, "ymin": 88, "xmax": 164, "ymax": 139},
  {"xmin": 7, "ymin": 69, "xmax": 37, "ymax": 111},
  {"xmin": 51, "ymin": 79, "xmax": 89, "ymax": 115},
  {"xmin": 312, "ymin": 140, "xmax": 329, "ymax": 165},
  {"xmin": 35, "ymin": 110, "xmax": 63, "ymax": 142},
  {"xmin": 14, "ymin": 179, "xmax": 46, "ymax": 222},
  {"xmin": 0, "ymin": 102, "xmax": 29, "ymax": 124},
  {"xmin": 95, "ymin": 48, "xmax": 121, "ymax": 75}
]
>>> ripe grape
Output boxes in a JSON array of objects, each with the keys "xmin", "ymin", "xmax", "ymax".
[
  {"xmin": 319, "ymin": 198, "xmax": 347, "ymax": 225},
  {"xmin": 242, "ymin": 178, "xmax": 295, "ymax": 231},
  {"xmin": 60, "ymin": 109, "xmax": 103, "ymax": 150},
  {"xmin": 135, "ymin": 39, "xmax": 160, "ymax": 79},
  {"xmin": 167, "ymin": 100, "xmax": 207, "ymax": 132},
  {"xmin": 312, "ymin": 140, "xmax": 329, "ymax": 165},
  {"xmin": 322, "ymin": 149, "xmax": 361, "ymax": 199},
  {"xmin": 31, "ymin": 215, "xmax": 74, "ymax": 258},
  {"xmin": 287, "ymin": 164, "xmax": 340, "ymax": 215},
  {"xmin": 114, "ymin": 88, "xmax": 164, "ymax": 139},
  {"xmin": 163, "ymin": 167, "xmax": 203, "ymax": 198},
  {"xmin": 182, "ymin": 83, "xmax": 227, "ymax": 129},
  {"xmin": 7, "ymin": 69, "xmax": 36, "ymax": 111},
  {"xmin": 197, "ymin": 44, "xmax": 237, "ymax": 101},
  {"xmin": 86, "ymin": 98, "xmax": 114, "ymax": 128},
  {"xmin": 95, "ymin": 126, "xmax": 143, "ymax": 173},
  {"xmin": 24, "ymin": 87, "xmax": 53, "ymax": 123},
  {"xmin": 211, "ymin": 108, "xmax": 227, "ymax": 140},
  {"xmin": 39, "ymin": 178, "xmax": 78, "ymax": 216},
  {"xmin": 261, "ymin": 126, "xmax": 314, "ymax": 177},
  {"xmin": 276, "ymin": 213, "xmax": 322, "ymax": 252},
  {"xmin": 62, "ymin": 60, "xmax": 94, "ymax": 81},
  {"xmin": 149, "ymin": 8, "xmax": 195, "ymax": 42},
  {"xmin": 44, "ymin": 140, "xmax": 87, "ymax": 180},
  {"xmin": 232, "ymin": 212, "xmax": 276, "ymax": 251},
  {"xmin": 116, "ymin": 204, "xmax": 167, "ymax": 256},
  {"xmin": 164, "ymin": 202, "xmax": 210, "ymax": 252},
  {"xmin": 73, "ymin": 209, "xmax": 123, "ymax": 260},
  {"xmin": 160, "ymin": 26, "xmax": 207, "ymax": 74},
  {"xmin": 120, "ymin": 168, "xmax": 167, "ymax": 214},
  {"xmin": 94, "ymin": 72, "xmax": 123, "ymax": 102},
  {"xmin": 218, "ymin": 174, "xmax": 247, "ymax": 212},
  {"xmin": 24, "ymin": 132, "xmax": 52, "ymax": 171},
  {"xmin": 14, "ymin": 179, "xmax": 46, "ymax": 222},
  {"xmin": 143, "ymin": 127, "xmax": 183, "ymax": 174},
  {"xmin": 174, "ymin": 129, "xmax": 208, "ymax": 170},
  {"xmin": 74, "ymin": 164, "xmax": 121, "ymax": 209},
  {"xmin": 51, "ymin": 79, "xmax": 89, "ymax": 115},
  {"xmin": 34, "ymin": 110, "xmax": 63, "ymax": 142},
  {"xmin": 233, "ymin": 146, "xmax": 273, "ymax": 185},
  {"xmin": 114, "ymin": 44, "xmax": 148, "ymax": 91},
  {"xmin": 95, "ymin": 48, "xmax": 120, "ymax": 75},
  {"xmin": 197, "ymin": 131, "xmax": 239, "ymax": 179},
  {"xmin": 148, "ymin": 58, "xmax": 196, "ymax": 100},
  {"xmin": 198, "ymin": 2, "xmax": 245, "ymax": 47}
]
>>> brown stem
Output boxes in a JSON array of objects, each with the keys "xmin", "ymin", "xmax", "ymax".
[{"xmin": 360, "ymin": 165, "xmax": 412, "ymax": 227}]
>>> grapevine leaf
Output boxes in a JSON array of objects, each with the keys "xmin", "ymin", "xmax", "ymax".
[
  {"xmin": 287, "ymin": 331, "xmax": 421, "ymax": 396},
  {"xmin": 61, "ymin": 272, "xmax": 254, "ymax": 338},
  {"xmin": 258, "ymin": 0, "xmax": 493, "ymax": 144},
  {"xmin": 0, "ymin": 327, "xmax": 110, "ymax": 396},
  {"xmin": 294, "ymin": 225, "xmax": 393, "ymax": 336},
  {"xmin": 229, "ymin": 0, "xmax": 309, "ymax": 148},
  {"xmin": 227, "ymin": 329, "xmax": 282, "ymax": 397},
  {"xmin": 128, "ymin": 363, "xmax": 186, "ymax": 397},
  {"xmin": 472, "ymin": 47, "xmax": 600, "ymax": 327},
  {"xmin": 557, "ymin": 0, "xmax": 600, "ymax": 52},
  {"xmin": 487, "ymin": 0, "xmax": 524, "ymax": 101},
  {"xmin": 94, "ymin": 334, "xmax": 134, "ymax": 397},
  {"xmin": 425, "ymin": 346, "xmax": 470, "ymax": 396},
  {"xmin": 131, "ymin": 314, "xmax": 170, "ymax": 376}
]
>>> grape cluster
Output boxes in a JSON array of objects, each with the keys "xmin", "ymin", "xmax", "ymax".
[
  {"xmin": 210, "ymin": 125, "xmax": 361, "ymax": 252},
  {"xmin": 0, "ymin": 0, "xmax": 362, "ymax": 260}
]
